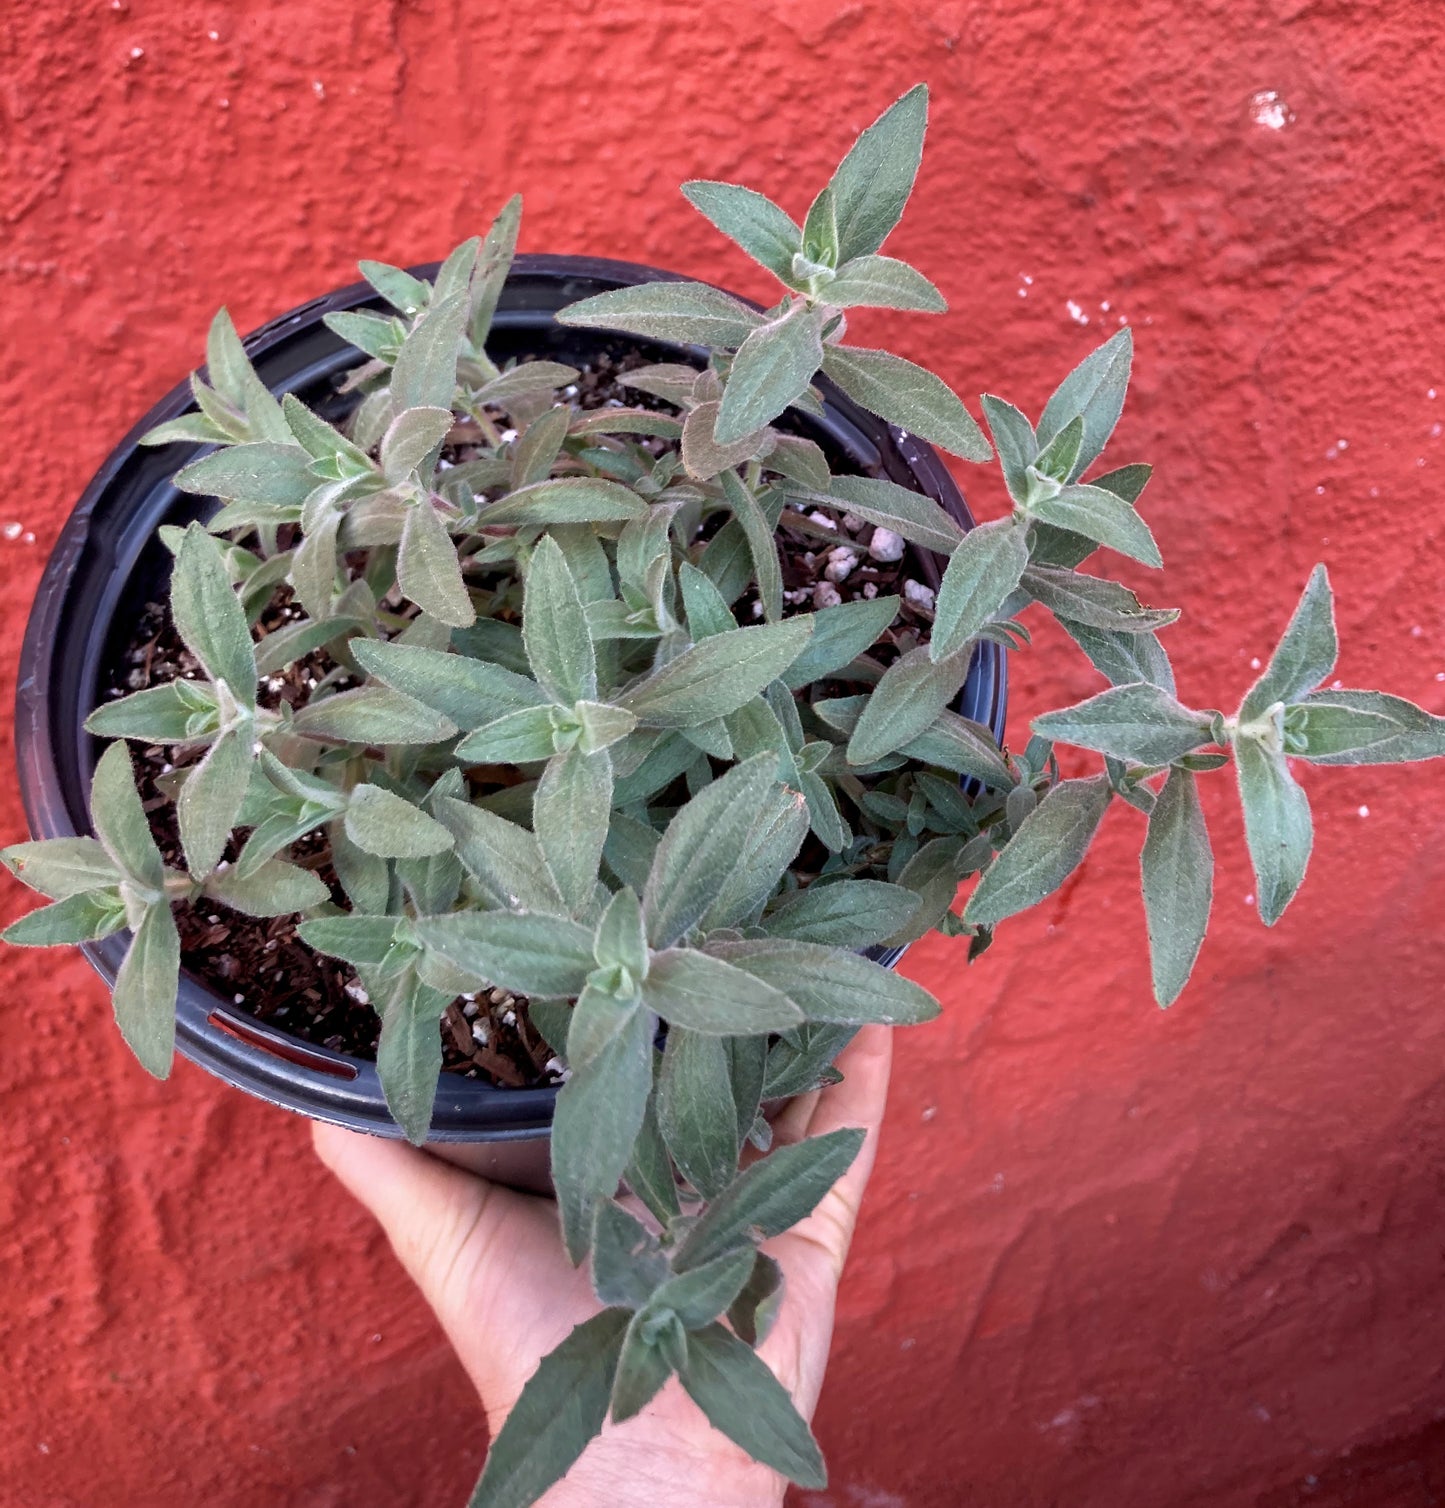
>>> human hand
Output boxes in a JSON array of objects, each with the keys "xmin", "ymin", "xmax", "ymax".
[{"xmin": 312, "ymin": 1024, "xmax": 893, "ymax": 1507}]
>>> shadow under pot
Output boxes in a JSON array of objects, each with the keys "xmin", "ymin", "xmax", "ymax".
[{"xmin": 13, "ymin": 253, "xmax": 1008, "ymax": 1194}]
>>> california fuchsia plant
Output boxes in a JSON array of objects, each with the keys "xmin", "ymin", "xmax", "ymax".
[{"xmin": 5, "ymin": 86, "xmax": 1443, "ymax": 1505}]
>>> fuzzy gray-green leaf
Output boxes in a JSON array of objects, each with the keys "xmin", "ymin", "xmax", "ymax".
[
  {"xmin": 524, "ymin": 534, "xmax": 596, "ymax": 705},
  {"xmin": 822, "ymin": 345, "xmax": 990, "ymax": 462},
  {"xmin": 91, "ymin": 743, "xmax": 164, "ymax": 892},
  {"xmin": 112, "ymin": 900, "xmax": 180, "ymax": 1079},
  {"xmin": 465, "ymin": 1309, "xmax": 629, "ymax": 1508},
  {"xmin": 1241, "ymin": 564, "xmax": 1336, "ymax": 718},
  {"xmin": 375, "ymin": 969, "xmax": 446, "ymax": 1144},
  {"xmin": 535, "ymin": 745, "xmax": 611, "ymax": 916},
  {"xmin": 643, "ymin": 948, "xmax": 803, "ymax": 1034},
  {"xmin": 345, "ymin": 783, "xmax": 454, "ymax": 859},
  {"xmin": 827, "ymin": 82, "xmax": 928, "ymax": 262},
  {"xmin": 715, "ymin": 303, "xmax": 824, "ymax": 444},
  {"xmin": 658, "ymin": 1027, "xmax": 742, "ymax": 1199},
  {"xmin": 398, "ymin": 498, "xmax": 475, "ymax": 628},
  {"xmin": 931, "ymin": 517, "xmax": 1030, "ymax": 662},
  {"xmin": 965, "ymin": 774, "xmax": 1112, "ymax": 927},
  {"xmin": 2, "ymin": 889, "xmax": 128, "ymax": 947},
  {"xmin": 846, "ymin": 646, "xmax": 972, "ymax": 765},
  {"xmin": 680, "ymin": 181, "xmax": 801, "ymax": 281},
  {"xmin": 350, "ymin": 638, "xmax": 546, "ymax": 729},
  {"xmin": 1235, "ymin": 734, "xmax": 1312, "ymax": 927},
  {"xmin": 170, "ymin": 523, "xmax": 257, "ymax": 705},
  {"xmin": 813, "ymin": 474, "xmax": 965, "ymax": 555},
  {"xmin": 705, "ymin": 938, "xmax": 938, "ymax": 1025},
  {"xmin": 410, "ymin": 911, "xmax": 593, "ymax": 997},
  {"xmin": 390, "ymin": 293, "xmax": 466, "ymax": 412},
  {"xmin": 1140, "ymin": 767, "xmax": 1212, "ymax": 1007},
  {"xmin": 621, "ymin": 619, "xmax": 812, "ymax": 729},
  {"xmin": 1036, "ymin": 327, "xmax": 1133, "ymax": 480},
  {"xmin": 0, "ymin": 837, "xmax": 121, "ymax": 901},
  {"xmin": 643, "ymin": 753, "xmax": 779, "ymax": 948},
  {"xmin": 556, "ymin": 281, "xmax": 764, "ymax": 348},
  {"xmin": 202, "ymin": 857, "xmax": 329, "ymax": 917},
  {"xmin": 1032, "ymin": 683, "xmax": 1216, "ymax": 766},
  {"xmin": 290, "ymin": 685, "xmax": 459, "ymax": 745},
  {"xmin": 761, "ymin": 879, "xmax": 921, "ymax": 947}
]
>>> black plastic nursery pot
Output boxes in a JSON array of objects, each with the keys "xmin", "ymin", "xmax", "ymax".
[{"xmin": 14, "ymin": 254, "xmax": 1008, "ymax": 1193}]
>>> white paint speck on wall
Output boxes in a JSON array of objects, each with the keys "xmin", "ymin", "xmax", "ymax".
[{"xmin": 1249, "ymin": 90, "xmax": 1294, "ymax": 130}]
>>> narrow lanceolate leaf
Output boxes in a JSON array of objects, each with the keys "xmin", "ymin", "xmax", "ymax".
[
  {"xmin": 170, "ymin": 523, "xmax": 257, "ymax": 705},
  {"xmin": 1, "ymin": 837, "xmax": 120, "ymax": 900},
  {"xmin": 621, "ymin": 619, "xmax": 813, "ymax": 728},
  {"xmin": 552, "ymin": 1007, "xmax": 655, "ymax": 1265},
  {"xmin": 965, "ymin": 774, "xmax": 1113, "ymax": 927},
  {"xmin": 822, "ymin": 346, "xmax": 990, "ymax": 462},
  {"xmin": 465, "ymin": 1309, "xmax": 630, "ymax": 1508},
  {"xmin": 174, "ymin": 443, "xmax": 315, "ymax": 509},
  {"xmin": 1032, "ymin": 683, "xmax": 1217, "ymax": 766},
  {"xmin": 204, "ymin": 307, "xmax": 287, "ymax": 437},
  {"xmin": 700, "ymin": 787, "xmax": 810, "ymax": 932},
  {"xmin": 410, "ymin": 912, "xmax": 594, "ymax": 998},
  {"xmin": 1027, "ymin": 482, "xmax": 1161, "ymax": 569},
  {"xmin": 705, "ymin": 939, "xmax": 938, "ymax": 1025},
  {"xmin": 289, "ymin": 506, "xmax": 341, "ymax": 621},
  {"xmin": 290, "ymin": 686, "xmax": 459, "ymax": 745},
  {"xmin": 390, "ymin": 293, "xmax": 466, "ymax": 411},
  {"xmin": 432, "ymin": 798, "xmax": 565, "ymax": 914},
  {"xmin": 824, "ymin": 254, "xmax": 946, "ymax": 312},
  {"xmin": 642, "ymin": 948, "xmax": 803, "ymax": 1034},
  {"xmin": 469, "ymin": 193, "xmax": 522, "ymax": 350},
  {"xmin": 203, "ymin": 857, "xmax": 329, "ymax": 917},
  {"xmin": 679, "ymin": 400, "xmax": 770, "ymax": 480},
  {"xmin": 762, "ymin": 879, "xmax": 921, "ymax": 948},
  {"xmin": 398, "ymin": 499, "xmax": 475, "ymax": 628},
  {"xmin": 643, "ymin": 753, "xmax": 780, "ymax": 948},
  {"xmin": 112, "ymin": 900, "xmax": 181, "ymax": 1079},
  {"xmin": 653, "ymin": 1248, "xmax": 758, "ymax": 1333},
  {"xmin": 609, "ymin": 1314, "xmax": 683, "ymax": 1425},
  {"xmin": 931, "ymin": 517, "xmax": 1030, "ymax": 662},
  {"xmin": 1140, "ymin": 767, "xmax": 1213, "ymax": 1007},
  {"xmin": 715, "ymin": 303, "xmax": 824, "ymax": 444},
  {"xmin": 720, "ymin": 469, "xmax": 783, "ymax": 622},
  {"xmin": 176, "ymin": 727, "xmax": 252, "ymax": 877},
  {"xmin": 1241, "ymin": 564, "xmax": 1337, "ymax": 718},
  {"xmin": 827, "ymin": 82, "xmax": 928, "ymax": 262},
  {"xmin": 814, "ymin": 474, "xmax": 966, "ymax": 555},
  {"xmin": 296, "ymin": 914, "xmax": 404, "ymax": 967},
  {"xmin": 980, "ymin": 395, "xmax": 1038, "ymax": 503},
  {"xmin": 626, "ymin": 1095, "xmax": 683, "ymax": 1228},
  {"xmin": 350, "ymin": 638, "xmax": 546, "ymax": 730},
  {"xmin": 381, "ymin": 405, "xmax": 455, "ymax": 483},
  {"xmin": 535, "ymin": 746, "xmax": 611, "ymax": 916},
  {"xmin": 555, "ymin": 281, "xmax": 764, "ymax": 348},
  {"xmin": 283, "ymin": 392, "xmax": 375, "ymax": 472},
  {"xmin": 678, "ymin": 1323, "xmax": 826, "ymax": 1489},
  {"xmin": 780, "ymin": 594, "xmax": 899, "ymax": 688},
  {"xmin": 680, "ymin": 181, "xmax": 801, "ymax": 281},
  {"xmin": 91, "ymin": 743, "xmax": 164, "ymax": 891},
  {"xmin": 2, "ymin": 889, "xmax": 128, "ymax": 946},
  {"xmin": 591, "ymin": 1201, "xmax": 669, "ymax": 1310},
  {"xmin": 86, "ymin": 682, "xmax": 214, "ymax": 743},
  {"xmin": 344, "ymin": 783, "xmax": 454, "ymax": 859},
  {"xmin": 729, "ymin": 1253, "xmax": 785, "ymax": 1346},
  {"xmin": 523, "ymin": 534, "xmax": 596, "ymax": 705},
  {"xmin": 1235, "ymin": 735, "xmax": 1313, "ymax": 927},
  {"xmin": 1022, "ymin": 566, "xmax": 1179, "ymax": 633},
  {"xmin": 480, "ymin": 477, "xmax": 649, "ymax": 526},
  {"xmin": 904, "ymin": 709, "xmax": 1014, "ymax": 788},
  {"xmin": 846, "ymin": 645, "xmax": 972, "ymax": 766},
  {"xmin": 376, "ymin": 971, "xmax": 445, "ymax": 1144},
  {"xmin": 1036, "ymin": 327, "xmax": 1133, "ymax": 480},
  {"xmin": 658, "ymin": 1028, "xmax": 743, "ymax": 1199},
  {"xmin": 676, "ymin": 1127, "xmax": 864, "ymax": 1270},
  {"xmin": 453, "ymin": 705, "xmax": 561, "ymax": 764},
  {"xmin": 1059, "ymin": 617, "xmax": 1177, "ymax": 695},
  {"xmin": 1293, "ymin": 691, "xmax": 1445, "ymax": 765}
]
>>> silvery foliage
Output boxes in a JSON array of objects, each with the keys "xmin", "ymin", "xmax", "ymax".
[{"xmin": 5, "ymin": 85, "xmax": 1444, "ymax": 1505}]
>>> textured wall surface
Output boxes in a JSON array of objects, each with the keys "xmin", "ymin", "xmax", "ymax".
[{"xmin": 2, "ymin": 2, "xmax": 1443, "ymax": 1505}]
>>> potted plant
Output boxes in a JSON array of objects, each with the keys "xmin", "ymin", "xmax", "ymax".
[{"xmin": 4, "ymin": 85, "xmax": 1442, "ymax": 1504}]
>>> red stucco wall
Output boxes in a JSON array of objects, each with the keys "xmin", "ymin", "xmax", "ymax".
[{"xmin": 3, "ymin": 3, "xmax": 1444, "ymax": 1505}]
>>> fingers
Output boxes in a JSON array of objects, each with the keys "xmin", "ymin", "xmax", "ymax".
[{"xmin": 758, "ymin": 1025, "xmax": 893, "ymax": 1412}]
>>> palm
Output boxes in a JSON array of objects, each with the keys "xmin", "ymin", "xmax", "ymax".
[{"xmin": 313, "ymin": 1025, "xmax": 892, "ymax": 1507}]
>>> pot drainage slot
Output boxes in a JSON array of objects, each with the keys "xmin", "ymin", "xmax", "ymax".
[{"xmin": 207, "ymin": 1010, "xmax": 359, "ymax": 1079}]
